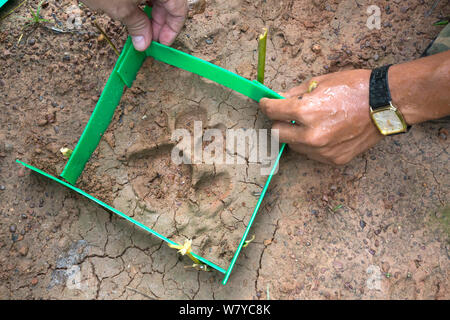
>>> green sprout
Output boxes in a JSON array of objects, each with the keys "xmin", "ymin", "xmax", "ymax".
[
  {"xmin": 243, "ymin": 234, "xmax": 255, "ymax": 248},
  {"xmin": 60, "ymin": 147, "xmax": 73, "ymax": 158},
  {"xmin": 332, "ymin": 204, "xmax": 343, "ymax": 212},
  {"xmin": 433, "ymin": 19, "xmax": 449, "ymax": 26},
  {"xmin": 24, "ymin": 1, "xmax": 50, "ymax": 28}
]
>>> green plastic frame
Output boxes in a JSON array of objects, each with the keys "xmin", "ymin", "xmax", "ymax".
[
  {"xmin": 17, "ymin": 6, "xmax": 287, "ymax": 285},
  {"xmin": 0, "ymin": 0, "xmax": 9, "ymax": 9}
]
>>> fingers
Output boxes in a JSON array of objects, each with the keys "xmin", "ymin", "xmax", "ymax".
[
  {"xmin": 260, "ymin": 77, "xmax": 322, "ymax": 122},
  {"xmin": 272, "ymin": 121, "xmax": 309, "ymax": 145},
  {"xmin": 152, "ymin": 0, "xmax": 188, "ymax": 45},
  {"xmin": 259, "ymin": 97, "xmax": 303, "ymax": 123},
  {"xmin": 121, "ymin": 5, "xmax": 153, "ymax": 51},
  {"xmin": 273, "ymin": 120, "xmax": 328, "ymax": 148},
  {"xmin": 282, "ymin": 81, "xmax": 309, "ymax": 98}
]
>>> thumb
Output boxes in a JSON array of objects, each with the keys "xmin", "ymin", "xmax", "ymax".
[{"xmin": 121, "ymin": 5, "xmax": 152, "ymax": 51}]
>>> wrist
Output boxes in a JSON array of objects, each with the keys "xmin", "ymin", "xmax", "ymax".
[
  {"xmin": 388, "ymin": 64, "xmax": 423, "ymax": 125},
  {"xmin": 388, "ymin": 51, "xmax": 450, "ymax": 125}
]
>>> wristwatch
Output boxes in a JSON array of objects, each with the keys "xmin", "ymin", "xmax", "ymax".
[{"xmin": 369, "ymin": 65, "xmax": 410, "ymax": 135}]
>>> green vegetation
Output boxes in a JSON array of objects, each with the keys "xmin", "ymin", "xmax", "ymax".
[{"xmin": 23, "ymin": 0, "xmax": 50, "ymax": 28}]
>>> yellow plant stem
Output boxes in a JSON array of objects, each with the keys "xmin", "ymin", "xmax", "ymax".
[
  {"xmin": 257, "ymin": 28, "xmax": 268, "ymax": 84},
  {"xmin": 0, "ymin": 0, "xmax": 28, "ymax": 23},
  {"xmin": 94, "ymin": 20, "xmax": 120, "ymax": 56}
]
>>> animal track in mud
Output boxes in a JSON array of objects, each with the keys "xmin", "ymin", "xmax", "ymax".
[
  {"xmin": 125, "ymin": 108, "xmax": 233, "ymax": 218},
  {"xmin": 127, "ymin": 143, "xmax": 193, "ymax": 211}
]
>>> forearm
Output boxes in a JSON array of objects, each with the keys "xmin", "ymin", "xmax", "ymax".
[{"xmin": 389, "ymin": 50, "xmax": 450, "ymax": 125}]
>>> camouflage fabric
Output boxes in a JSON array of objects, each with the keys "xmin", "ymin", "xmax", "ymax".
[{"xmin": 423, "ymin": 23, "xmax": 450, "ymax": 56}]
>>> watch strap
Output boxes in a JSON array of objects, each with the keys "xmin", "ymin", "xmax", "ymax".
[{"xmin": 369, "ymin": 64, "xmax": 392, "ymax": 109}]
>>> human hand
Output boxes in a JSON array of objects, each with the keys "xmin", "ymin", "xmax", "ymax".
[
  {"xmin": 81, "ymin": 0, "xmax": 187, "ymax": 51},
  {"xmin": 259, "ymin": 70, "xmax": 384, "ymax": 165}
]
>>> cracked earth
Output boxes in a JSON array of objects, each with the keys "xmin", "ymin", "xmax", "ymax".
[{"xmin": 0, "ymin": 0, "xmax": 449, "ymax": 299}]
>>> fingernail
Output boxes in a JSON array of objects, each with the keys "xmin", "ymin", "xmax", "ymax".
[{"xmin": 132, "ymin": 36, "xmax": 146, "ymax": 51}]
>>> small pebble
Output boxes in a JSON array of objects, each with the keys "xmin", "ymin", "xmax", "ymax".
[
  {"xmin": 360, "ymin": 220, "xmax": 366, "ymax": 229},
  {"xmin": 311, "ymin": 44, "xmax": 321, "ymax": 54},
  {"xmin": 438, "ymin": 128, "xmax": 448, "ymax": 141},
  {"xmin": 205, "ymin": 38, "xmax": 213, "ymax": 44},
  {"xmin": 9, "ymin": 224, "xmax": 17, "ymax": 233},
  {"xmin": 0, "ymin": 185, "xmax": 5, "ymax": 191},
  {"xmin": 5, "ymin": 142, "xmax": 14, "ymax": 152},
  {"xmin": 17, "ymin": 168, "xmax": 26, "ymax": 177},
  {"xmin": 28, "ymin": 38, "xmax": 36, "ymax": 46},
  {"xmin": 18, "ymin": 245, "xmax": 28, "ymax": 256},
  {"xmin": 333, "ymin": 261, "xmax": 344, "ymax": 271},
  {"xmin": 37, "ymin": 119, "xmax": 48, "ymax": 126}
]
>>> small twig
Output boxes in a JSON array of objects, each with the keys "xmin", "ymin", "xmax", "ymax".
[
  {"xmin": 94, "ymin": 20, "xmax": 120, "ymax": 56},
  {"xmin": 257, "ymin": 28, "xmax": 268, "ymax": 84},
  {"xmin": 17, "ymin": 33, "xmax": 23, "ymax": 45},
  {"xmin": 425, "ymin": 0, "xmax": 441, "ymax": 17},
  {"xmin": 126, "ymin": 286, "xmax": 156, "ymax": 300},
  {"xmin": 0, "ymin": 0, "xmax": 28, "ymax": 23}
]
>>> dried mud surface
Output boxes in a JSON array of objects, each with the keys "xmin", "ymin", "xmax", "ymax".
[{"xmin": 0, "ymin": 0, "xmax": 449, "ymax": 299}]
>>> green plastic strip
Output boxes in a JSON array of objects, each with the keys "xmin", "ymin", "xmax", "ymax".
[
  {"xmin": 61, "ymin": 37, "xmax": 146, "ymax": 185},
  {"xmin": 17, "ymin": 160, "xmax": 226, "ymax": 274},
  {"xmin": 222, "ymin": 143, "xmax": 287, "ymax": 284},
  {"xmin": 145, "ymin": 43, "xmax": 283, "ymax": 102}
]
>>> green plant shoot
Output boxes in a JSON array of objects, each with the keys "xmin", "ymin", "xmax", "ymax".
[
  {"xmin": 24, "ymin": 0, "xmax": 50, "ymax": 28},
  {"xmin": 257, "ymin": 28, "xmax": 268, "ymax": 84}
]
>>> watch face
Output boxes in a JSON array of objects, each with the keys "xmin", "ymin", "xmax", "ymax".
[{"xmin": 371, "ymin": 107, "xmax": 406, "ymax": 135}]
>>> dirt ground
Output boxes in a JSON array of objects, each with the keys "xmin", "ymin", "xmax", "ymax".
[{"xmin": 0, "ymin": 0, "xmax": 449, "ymax": 299}]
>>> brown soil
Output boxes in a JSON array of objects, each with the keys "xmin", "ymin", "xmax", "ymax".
[{"xmin": 0, "ymin": 0, "xmax": 449, "ymax": 299}]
